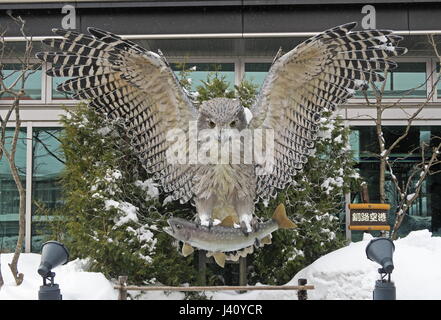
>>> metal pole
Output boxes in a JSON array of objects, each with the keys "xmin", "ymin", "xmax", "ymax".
[
  {"xmin": 345, "ymin": 192, "xmax": 352, "ymax": 242},
  {"xmin": 198, "ymin": 250, "xmax": 207, "ymax": 286},
  {"xmin": 373, "ymin": 279, "xmax": 396, "ymax": 300},
  {"xmin": 239, "ymin": 257, "xmax": 247, "ymax": 286}
]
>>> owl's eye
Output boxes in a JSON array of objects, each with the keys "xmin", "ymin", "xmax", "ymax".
[
  {"xmin": 208, "ymin": 120, "xmax": 216, "ymax": 128},
  {"xmin": 176, "ymin": 224, "xmax": 183, "ymax": 230},
  {"xmin": 229, "ymin": 121, "xmax": 236, "ymax": 128}
]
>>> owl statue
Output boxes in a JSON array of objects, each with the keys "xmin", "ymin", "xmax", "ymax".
[{"xmin": 37, "ymin": 22, "xmax": 406, "ymax": 263}]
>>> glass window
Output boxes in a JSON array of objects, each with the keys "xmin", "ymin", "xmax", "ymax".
[
  {"xmin": 244, "ymin": 63, "xmax": 271, "ymax": 89},
  {"xmin": 355, "ymin": 62, "xmax": 427, "ymax": 99},
  {"xmin": 351, "ymin": 126, "xmax": 379, "ymax": 160},
  {"xmin": 0, "ymin": 63, "xmax": 42, "ymax": 100},
  {"xmin": 171, "ymin": 63, "xmax": 235, "ymax": 91},
  {"xmin": 349, "ymin": 126, "xmax": 441, "ymax": 236},
  {"xmin": 31, "ymin": 128, "xmax": 65, "ymax": 252},
  {"xmin": 352, "ymin": 125, "xmax": 441, "ymax": 163},
  {"xmin": 52, "ymin": 77, "xmax": 73, "ymax": 100},
  {"xmin": 0, "ymin": 128, "xmax": 27, "ymax": 252}
]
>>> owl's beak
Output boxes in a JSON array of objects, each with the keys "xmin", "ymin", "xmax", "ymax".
[{"xmin": 217, "ymin": 127, "xmax": 223, "ymax": 142}]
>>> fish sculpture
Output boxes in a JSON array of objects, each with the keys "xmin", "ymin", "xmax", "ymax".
[{"xmin": 164, "ymin": 204, "xmax": 296, "ymax": 267}]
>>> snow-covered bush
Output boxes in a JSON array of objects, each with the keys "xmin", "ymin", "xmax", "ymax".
[{"xmin": 44, "ymin": 104, "xmax": 197, "ymax": 286}]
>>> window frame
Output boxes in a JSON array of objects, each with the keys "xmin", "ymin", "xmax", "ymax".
[
  {"xmin": 45, "ymin": 63, "xmax": 81, "ymax": 105},
  {"xmin": 235, "ymin": 57, "xmax": 436, "ymax": 105},
  {"xmin": 0, "ymin": 58, "xmax": 46, "ymax": 105},
  {"xmin": 30, "ymin": 125, "xmax": 65, "ymax": 252},
  {"xmin": 168, "ymin": 57, "xmax": 238, "ymax": 91},
  {"xmin": 3, "ymin": 121, "xmax": 62, "ymax": 253},
  {"xmin": 3, "ymin": 57, "xmax": 434, "ymax": 106},
  {"xmin": 430, "ymin": 57, "xmax": 441, "ymax": 103},
  {"xmin": 349, "ymin": 124, "xmax": 438, "ymax": 217},
  {"xmin": 347, "ymin": 57, "xmax": 434, "ymax": 104},
  {"xmin": 242, "ymin": 59, "xmax": 273, "ymax": 89},
  {"xmin": 0, "ymin": 61, "xmax": 82, "ymax": 106}
]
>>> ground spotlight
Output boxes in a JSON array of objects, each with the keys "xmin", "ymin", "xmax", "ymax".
[
  {"xmin": 366, "ymin": 237, "xmax": 396, "ymax": 300},
  {"xmin": 37, "ymin": 241, "xmax": 69, "ymax": 300}
]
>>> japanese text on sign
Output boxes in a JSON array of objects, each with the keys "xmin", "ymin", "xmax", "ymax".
[{"xmin": 351, "ymin": 211, "xmax": 387, "ymax": 223}]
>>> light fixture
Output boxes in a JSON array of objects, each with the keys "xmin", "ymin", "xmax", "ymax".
[
  {"xmin": 37, "ymin": 241, "xmax": 69, "ymax": 300},
  {"xmin": 366, "ymin": 237, "xmax": 396, "ymax": 300}
]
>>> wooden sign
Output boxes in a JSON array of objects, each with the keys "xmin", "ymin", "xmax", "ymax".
[{"xmin": 348, "ymin": 203, "xmax": 391, "ymax": 231}]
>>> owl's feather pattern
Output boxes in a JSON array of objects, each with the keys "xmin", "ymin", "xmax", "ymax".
[
  {"xmin": 37, "ymin": 28, "xmax": 198, "ymax": 204},
  {"xmin": 36, "ymin": 22, "xmax": 407, "ymax": 215},
  {"xmin": 250, "ymin": 22, "xmax": 407, "ymax": 202}
]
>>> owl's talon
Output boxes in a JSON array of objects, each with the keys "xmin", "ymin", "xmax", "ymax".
[
  {"xmin": 240, "ymin": 221, "xmax": 251, "ymax": 236},
  {"xmin": 198, "ymin": 215, "xmax": 212, "ymax": 228},
  {"xmin": 251, "ymin": 217, "xmax": 260, "ymax": 232}
]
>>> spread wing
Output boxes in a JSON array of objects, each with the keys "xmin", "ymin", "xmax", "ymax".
[
  {"xmin": 36, "ymin": 28, "xmax": 197, "ymax": 204},
  {"xmin": 249, "ymin": 22, "xmax": 407, "ymax": 203}
]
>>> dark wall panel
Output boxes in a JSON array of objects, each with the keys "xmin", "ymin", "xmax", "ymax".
[
  {"xmin": 0, "ymin": 7, "xmax": 243, "ymax": 37},
  {"xmin": 1, "ymin": 3, "xmax": 441, "ymax": 38},
  {"xmin": 243, "ymin": 4, "xmax": 409, "ymax": 33},
  {"xmin": 0, "ymin": 10, "xmax": 69, "ymax": 37},
  {"xmin": 78, "ymin": 7, "xmax": 243, "ymax": 35},
  {"xmin": 408, "ymin": 3, "xmax": 441, "ymax": 31}
]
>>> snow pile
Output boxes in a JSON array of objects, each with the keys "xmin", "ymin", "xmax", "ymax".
[
  {"xmin": 139, "ymin": 230, "xmax": 441, "ymax": 300},
  {"xmin": 1, "ymin": 230, "xmax": 440, "ymax": 300},
  {"xmin": 0, "ymin": 253, "xmax": 117, "ymax": 300},
  {"xmin": 290, "ymin": 230, "xmax": 441, "ymax": 300},
  {"xmin": 204, "ymin": 230, "xmax": 441, "ymax": 300},
  {"xmin": 208, "ymin": 230, "xmax": 441, "ymax": 300}
]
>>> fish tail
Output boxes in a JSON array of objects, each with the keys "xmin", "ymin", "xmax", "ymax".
[{"xmin": 272, "ymin": 204, "xmax": 297, "ymax": 229}]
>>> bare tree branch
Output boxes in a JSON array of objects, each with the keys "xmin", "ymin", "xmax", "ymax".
[
  {"xmin": 360, "ymin": 35, "xmax": 441, "ymax": 239},
  {"xmin": 33, "ymin": 130, "xmax": 66, "ymax": 165},
  {"xmin": 0, "ymin": 13, "xmax": 34, "ymax": 286}
]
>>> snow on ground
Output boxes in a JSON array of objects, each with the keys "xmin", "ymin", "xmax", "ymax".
[
  {"xmin": 210, "ymin": 230, "xmax": 441, "ymax": 300},
  {"xmin": 0, "ymin": 254, "xmax": 117, "ymax": 300},
  {"xmin": 1, "ymin": 230, "xmax": 440, "ymax": 300}
]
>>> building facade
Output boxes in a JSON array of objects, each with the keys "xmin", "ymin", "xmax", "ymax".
[{"xmin": 1, "ymin": 0, "xmax": 441, "ymax": 252}]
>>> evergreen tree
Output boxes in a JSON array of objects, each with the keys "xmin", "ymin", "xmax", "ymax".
[
  {"xmin": 234, "ymin": 79, "xmax": 259, "ymax": 109},
  {"xmin": 42, "ymin": 104, "xmax": 197, "ymax": 286},
  {"xmin": 196, "ymin": 69, "xmax": 235, "ymax": 103}
]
